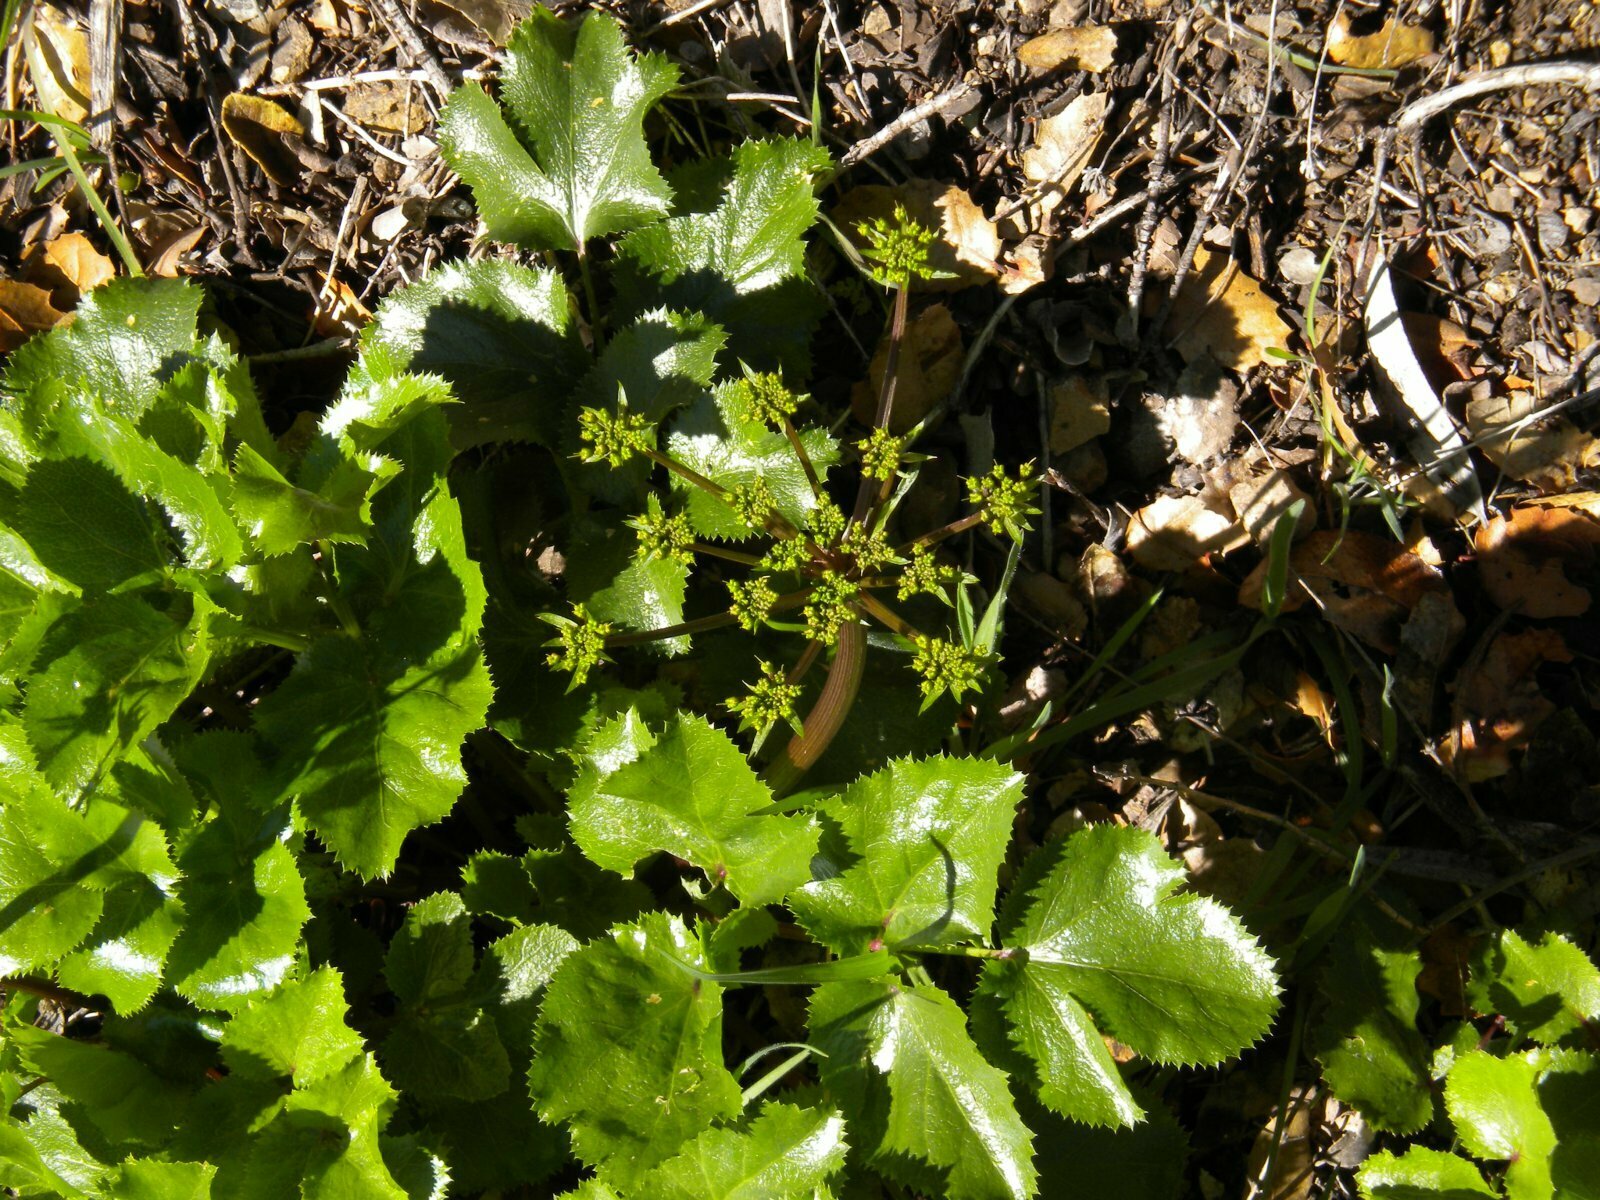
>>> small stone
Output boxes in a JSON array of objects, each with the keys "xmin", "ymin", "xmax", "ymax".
[
  {"xmin": 1570, "ymin": 277, "xmax": 1600, "ymax": 306},
  {"xmin": 1278, "ymin": 245, "xmax": 1323, "ymax": 286}
]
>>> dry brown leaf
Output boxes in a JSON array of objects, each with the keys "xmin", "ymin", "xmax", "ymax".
[
  {"xmin": 1246, "ymin": 1089, "xmax": 1318, "ymax": 1200},
  {"xmin": 22, "ymin": 232, "xmax": 114, "ymax": 308},
  {"xmin": 1474, "ymin": 493, "xmax": 1600, "ymax": 618},
  {"xmin": 0, "ymin": 280, "xmax": 70, "ymax": 353},
  {"xmin": 1017, "ymin": 25, "xmax": 1118, "ymax": 72},
  {"xmin": 313, "ymin": 274, "xmax": 374, "ymax": 338},
  {"xmin": 22, "ymin": 4, "xmax": 90, "ymax": 124},
  {"xmin": 850, "ymin": 304, "xmax": 963, "ymax": 433},
  {"xmin": 1047, "ymin": 375, "xmax": 1110, "ymax": 453},
  {"xmin": 1126, "ymin": 493, "xmax": 1248, "ymax": 572},
  {"xmin": 146, "ymin": 225, "xmax": 209, "ymax": 278},
  {"xmin": 1228, "ymin": 466, "xmax": 1313, "ymax": 545},
  {"xmin": 1444, "ymin": 629, "xmax": 1572, "ymax": 781},
  {"xmin": 998, "ymin": 237, "xmax": 1051, "ymax": 295},
  {"xmin": 831, "ymin": 182, "xmax": 1000, "ymax": 289},
  {"xmin": 1465, "ymin": 389, "xmax": 1600, "ymax": 492},
  {"xmin": 1326, "ymin": 13, "xmax": 1435, "ymax": 69},
  {"xmin": 1288, "ymin": 670, "xmax": 1338, "ymax": 745},
  {"xmin": 221, "ymin": 93, "xmax": 308, "ymax": 186},
  {"xmin": 1165, "ymin": 245, "xmax": 1292, "ymax": 372},
  {"xmin": 1021, "ymin": 93, "xmax": 1108, "ymax": 226},
  {"xmin": 343, "ymin": 81, "xmax": 430, "ymax": 136},
  {"xmin": 1240, "ymin": 530, "xmax": 1450, "ymax": 653}
]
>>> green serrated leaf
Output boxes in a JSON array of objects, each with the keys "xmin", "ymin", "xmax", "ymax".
[
  {"xmin": 362, "ymin": 261, "xmax": 586, "ymax": 450},
  {"xmin": 2, "ymin": 277, "xmax": 203, "ymax": 425},
  {"xmin": 55, "ymin": 865, "xmax": 184, "ymax": 1014},
  {"xmin": 1356, "ymin": 1147, "xmax": 1497, "ymax": 1199},
  {"xmin": 385, "ymin": 1005, "xmax": 512, "ymax": 1103},
  {"xmin": 0, "ymin": 1106, "xmax": 107, "ymax": 1197},
  {"xmin": 462, "ymin": 851, "xmax": 540, "ymax": 923},
  {"xmin": 11, "ymin": 1024, "xmax": 189, "ymax": 1148},
  {"xmin": 810, "ymin": 977, "xmax": 1037, "ymax": 1200},
  {"xmin": 168, "ymin": 798, "xmax": 311, "ymax": 1011},
  {"xmin": 98, "ymin": 1159, "xmax": 216, "ymax": 1200},
  {"xmin": 220, "ymin": 967, "xmax": 365, "ymax": 1085},
  {"xmin": 14, "ymin": 457, "xmax": 166, "ymax": 591},
  {"xmin": 642, "ymin": 1102, "xmax": 848, "ymax": 1200},
  {"xmin": 790, "ymin": 755, "xmax": 1022, "ymax": 955},
  {"xmin": 0, "ymin": 782, "xmax": 107, "ymax": 974},
  {"xmin": 384, "ymin": 892, "xmax": 476, "ymax": 1005},
  {"xmin": 1467, "ymin": 929, "xmax": 1600, "ymax": 1047},
  {"xmin": 619, "ymin": 138, "xmax": 830, "ymax": 373},
  {"xmin": 526, "ymin": 912, "xmax": 741, "ymax": 1186},
  {"xmin": 1313, "ymin": 920, "xmax": 1433, "ymax": 1133},
  {"xmin": 23, "ymin": 593, "xmax": 212, "ymax": 794},
  {"xmin": 229, "ymin": 442, "xmax": 375, "ymax": 555},
  {"xmin": 45, "ymin": 399, "xmax": 243, "ymax": 571},
  {"xmin": 439, "ymin": 10, "xmax": 676, "ymax": 251},
  {"xmin": 255, "ymin": 638, "xmax": 493, "ymax": 879},
  {"xmin": 665, "ymin": 385, "xmax": 839, "ymax": 540},
  {"xmin": 568, "ymin": 711, "xmax": 817, "ymax": 906},
  {"xmin": 1445, "ymin": 1050, "xmax": 1556, "ymax": 1200},
  {"xmin": 1000, "ymin": 825, "xmax": 1280, "ymax": 1086}
]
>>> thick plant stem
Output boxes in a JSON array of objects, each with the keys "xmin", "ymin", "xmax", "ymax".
[
  {"xmin": 904, "ymin": 511, "xmax": 983, "ymax": 551},
  {"xmin": 849, "ymin": 283, "xmax": 910, "ymax": 528},
  {"xmin": 763, "ymin": 619, "xmax": 867, "ymax": 795},
  {"xmin": 576, "ymin": 241, "xmax": 604, "ymax": 347},
  {"xmin": 782, "ymin": 419, "xmax": 824, "ymax": 499}
]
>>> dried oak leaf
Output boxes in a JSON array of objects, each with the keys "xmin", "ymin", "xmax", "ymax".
[
  {"xmin": 1047, "ymin": 374, "xmax": 1111, "ymax": 453},
  {"xmin": 221, "ymin": 93, "xmax": 309, "ymax": 186},
  {"xmin": 1164, "ymin": 245, "xmax": 1292, "ymax": 372},
  {"xmin": 1239, "ymin": 530, "xmax": 1449, "ymax": 654},
  {"xmin": 1020, "ymin": 93, "xmax": 1108, "ymax": 227},
  {"xmin": 0, "ymin": 280, "xmax": 69, "ymax": 353},
  {"xmin": 850, "ymin": 303, "xmax": 963, "ymax": 432},
  {"xmin": 22, "ymin": 232, "xmax": 114, "ymax": 309},
  {"xmin": 1325, "ymin": 14, "xmax": 1435, "ymax": 69},
  {"xmin": 1127, "ymin": 492, "xmax": 1248, "ymax": 572},
  {"xmin": 1444, "ymin": 628, "xmax": 1571, "ymax": 781},
  {"xmin": 1465, "ymin": 389, "xmax": 1600, "ymax": 492},
  {"xmin": 1017, "ymin": 25, "xmax": 1118, "ymax": 72},
  {"xmin": 1474, "ymin": 493, "xmax": 1600, "ymax": 618}
]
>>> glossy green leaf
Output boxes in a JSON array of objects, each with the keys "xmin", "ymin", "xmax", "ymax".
[
  {"xmin": 1313, "ymin": 921, "xmax": 1433, "ymax": 1133},
  {"xmin": 11, "ymin": 1024, "xmax": 190, "ymax": 1147},
  {"xmin": 526, "ymin": 912, "xmax": 741, "ymax": 1186},
  {"xmin": 361, "ymin": 260, "xmax": 586, "ymax": 449},
  {"xmin": 14, "ymin": 457, "xmax": 166, "ymax": 591},
  {"xmin": 1356, "ymin": 1147, "xmax": 1496, "ymax": 1199},
  {"xmin": 1467, "ymin": 929, "xmax": 1600, "ymax": 1047},
  {"xmin": 0, "ymin": 781, "xmax": 107, "ymax": 974},
  {"xmin": 790, "ymin": 756, "xmax": 1021, "ymax": 955},
  {"xmin": 168, "ymin": 797, "xmax": 311, "ymax": 1011},
  {"xmin": 384, "ymin": 892, "xmax": 476, "ymax": 1005},
  {"xmin": 564, "ymin": 512, "xmax": 689, "ymax": 648},
  {"xmin": 255, "ymin": 637, "xmax": 493, "ymax": 879},
  {"xmin": 1445, "ymin": 1050, "xmax": 1555, "ymax": 1200},
  {"xmin": 810, "ymin": 977, "xmax": 1037, "ymax": 1200},
  {"xmin": 2, "ymin": 277, "xmax": 203, "ymax": 424},
  {"xmin": 619, "ymin": 138, "xmax": 830, "ymax": 373},
  {"xmin": 999, "ymin": 825, "xmax": 1279, "ymax": 1082},
  {"xmin": 99, "ymin": 1159, "xmax": 216, "ymax": 1200},
  {"xmin": 221, "ymin": 967, "xmax": 366, "ymax": 1085},
  {"xmin": 664, "ymin": 385, "xmax": 839, "ymax": 540},
  {"xmin": 642, "ymin": 1102, "xmax": 848, "ymax": 1200},
  {"xmin": 44, "ymin": 399, "xmax": 242, "ymax": 571},
  {"xmin": 568, "ymin": 711, "xmax": 817, "ymax": 906},
  {"xmin": 229, "ymin": 443, "xmax": 375, "ymax": 555},
  {"xmin": 23, "ymin": 594, "xmax": 211, "ymax": 794},
  {"xmin": 438, "ymin": 10, "xmax": 676, "ymax": 251}
]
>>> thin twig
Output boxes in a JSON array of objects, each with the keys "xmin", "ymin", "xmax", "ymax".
[
  {"xmin": 365, "ymin": 0, "xmax": 453, "ymax": 96},
  {"xmin": 840, "ymin": 81, "xmax": 975, "ymax": 168},
  {"xmin": 1395, "ymin": 61, "xmax": 1600, "ymax": 135}
]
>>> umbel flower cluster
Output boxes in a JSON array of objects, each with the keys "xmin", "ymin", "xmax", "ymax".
[{"xmin": 545, "ymin": 209, "xmax": 1039, "ymax": 741}]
